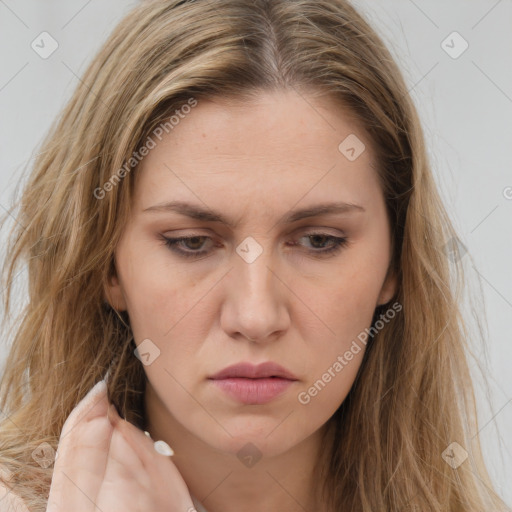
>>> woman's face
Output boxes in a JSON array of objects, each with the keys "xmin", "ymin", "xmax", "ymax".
[{"xmin": 105, "ymin": 89, "xmax": 396, "ymax": 458}]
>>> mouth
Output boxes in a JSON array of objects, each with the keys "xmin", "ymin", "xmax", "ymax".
[
  {"xmin": 208, "ymin": 377, "xmax": 296, "ymax": 405},
  {"xmin": 209, "ymin": 361, "xmax": 298, "ymax": 380},
  {"xmin": 208, "ymin": 361, "xmax": 299, "ymax": 404}
]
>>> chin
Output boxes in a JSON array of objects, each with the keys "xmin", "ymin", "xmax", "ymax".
[{"xmin": 200, "ymin": 419, "xmax": 302, "ymax": 459}]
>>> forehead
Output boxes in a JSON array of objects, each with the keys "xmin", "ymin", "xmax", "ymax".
[{"xmin": 134, "ymin": 89, "xmax": 381, "ymax": 218}]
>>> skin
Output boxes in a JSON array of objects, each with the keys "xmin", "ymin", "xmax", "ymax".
[
  {"xmin": 47, "ymin": 381, "xmax": 195, "ymax": 512},
  {"xmin": 104, "ymin": 88, "xmax": 397, "ymax": 512}
]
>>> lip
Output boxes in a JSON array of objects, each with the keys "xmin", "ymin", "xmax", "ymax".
[
  {"xmin": 208, "ymin": 362, "xmax": 298, "ymax": 380},
  {"xmin": 210, "ymin": 378, "xmax": 295, "ymax": 404},
  {"xmin": 208, "ymin": 362, "xmax": 299, "ymax": 405}
]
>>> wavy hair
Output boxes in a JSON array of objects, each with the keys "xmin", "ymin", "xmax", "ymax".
[{"xmin": 0, "ymin": 0, "xmax": 509, "ymax": 510}]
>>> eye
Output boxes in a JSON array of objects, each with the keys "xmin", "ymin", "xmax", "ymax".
[
  {"xmin": 291, "ymin": 233, "xmax": 348, "ymax": 257},
  {"xmin": 160, "ymin": 235, "xmax": 213, "ymax": 259},
  {"xmin": 159, "ymin": 232, "xmax": 349, "ymax": 260}
]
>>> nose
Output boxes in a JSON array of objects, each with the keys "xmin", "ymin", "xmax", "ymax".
[{"xmin": 219, "ymin": 240, "xmax": 290, "ymax": 344}]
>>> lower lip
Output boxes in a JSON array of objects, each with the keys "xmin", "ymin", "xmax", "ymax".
[{"xmin": 209, "ymin": 377, "xmax": 295, "ymax": 404}]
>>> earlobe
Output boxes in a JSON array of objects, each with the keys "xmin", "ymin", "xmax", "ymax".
[
  {"xmin": 103, "ymin": 261, "xmax": 128, "ymax": 311},
  {"xmin": 377, "ymin": 267, "xmax": 398, "ymax": 307}
]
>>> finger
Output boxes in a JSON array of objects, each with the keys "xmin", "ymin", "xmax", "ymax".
[
  {"xmin": 47, "ymin": 381, "xmax": 113, "ymax": 512},
  {"xmin": 113, "ymin": 417, "xmax": 174, "ymax": 471},
  {"xmin": 102, "ymin": 412, "xmax": 150, "ymax": 487},
  {"xmin": 112, "ymin": 417, "xmax": 195, "ymax": 508},
  {"xmin": 60, "ymin": 380, "xmax": 110, "ymax": 439}
]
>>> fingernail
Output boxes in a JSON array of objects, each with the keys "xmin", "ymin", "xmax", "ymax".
[
  {"xmin": 63, "ymin": 380, "xmax": 108, "ymax": 432},
  {"xmin": 89, "ymin": 379, "xmax": 107, "ymax": 397},
  {"xmin": 77, "ymin": 380, "xmax": 107, "ymax": 409},
  {"xmin": 154, "ymin": 440, "xmax": 174, "ymax": 456}
]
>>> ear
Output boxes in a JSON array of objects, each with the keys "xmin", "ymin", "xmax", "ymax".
[
  {"xmin": 104, "ymin": 259, "xmax": 128, "ymax": 311},
  {"xmin": 377, "ymin": 266, "xmax": 397, "ymax": 307}
]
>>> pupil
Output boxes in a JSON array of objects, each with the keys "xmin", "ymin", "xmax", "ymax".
[
  {"xmin": 311, "ymin": 235, "xmax": 327, "ymax": 248},
  {"xmin": 188, "ymin": 237, "xmax": 203, "ymax": 249}
]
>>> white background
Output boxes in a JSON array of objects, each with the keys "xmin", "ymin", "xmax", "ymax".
[{"xmin": 0, "ymin": 0, "xmax": 510, "ymax": 506}]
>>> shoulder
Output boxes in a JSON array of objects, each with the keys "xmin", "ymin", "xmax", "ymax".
[{"xmin": 0, "ymin": 483, "xmax": 30, "ymax": 512}]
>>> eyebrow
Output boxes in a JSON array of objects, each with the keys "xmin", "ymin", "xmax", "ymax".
[{"xmin": 142, "ymin": 200, "xmax": 365, "ymax": 227}]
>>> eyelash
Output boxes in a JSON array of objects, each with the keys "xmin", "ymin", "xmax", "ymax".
[{"xmin": 159, "ymin": 233, "xmax": 349, "ymax": 260}]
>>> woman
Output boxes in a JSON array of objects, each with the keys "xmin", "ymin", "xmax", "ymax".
[{"xmin": 0, "ymin": 0, "xmax": 509, "ymax": 510}]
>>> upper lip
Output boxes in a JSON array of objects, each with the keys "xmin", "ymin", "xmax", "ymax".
[{"xmin": 209, "ymin": 362, "xmax": 298, "ymax": 380}]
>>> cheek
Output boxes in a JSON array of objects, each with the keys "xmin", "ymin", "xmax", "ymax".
[
  {"xmin": 297, "ymin": 349, "xmax": 363, "ymax": 412},
  {"xmin": 121, "ymin": 268, "xmax": 173, "ymax": 337},
  {"xmin": 120, "ymin": 265, "xmax": 217, "ymax": 383},
  {"xmin": 301, "ymin": 259, "xmax": 386, "ymax": 344},
  {"xmin": 295, "ymin": 236, "xmax": 389, "ymax": 396},
  {"xmin": 116, "ymin": 235, "xmax": 202, "ymax": 338},
  {"xmin": 125, "ymin": 280, "xmax": 201, "ymax": 351},
  {"xmin": 292, "ymin": 279, "xmax": 375, "ymax": 421}
]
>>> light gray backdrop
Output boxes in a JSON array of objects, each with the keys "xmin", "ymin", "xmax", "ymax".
[{"xmin": 0, "ymin": 0, "xmax": 510, "ymax": 505}]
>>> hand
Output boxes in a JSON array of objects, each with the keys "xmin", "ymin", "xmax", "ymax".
[{"xmin": 46, "ymin": 380, "xmax": 195, "ymax": 512}]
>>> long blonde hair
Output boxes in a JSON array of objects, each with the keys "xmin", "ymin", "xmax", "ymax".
[{"xmin": 0, "ymin": 0, "xmax": 509, "ymax": 510}]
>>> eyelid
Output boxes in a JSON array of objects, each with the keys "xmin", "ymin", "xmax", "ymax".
[
  {"xmin": 159, "ymin": 230, "xmax": 349, "ymax": 260},
  {"xmin": 297, "ymin": 226, "xmax": 346, "ymax": 236},
  {"xmin": 162, "ymin": 225, "xmax": 347, "ymax": 238},
  {"xmin": 159, "ymin": 227, "xmax": 349, "ymax": 246}
]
